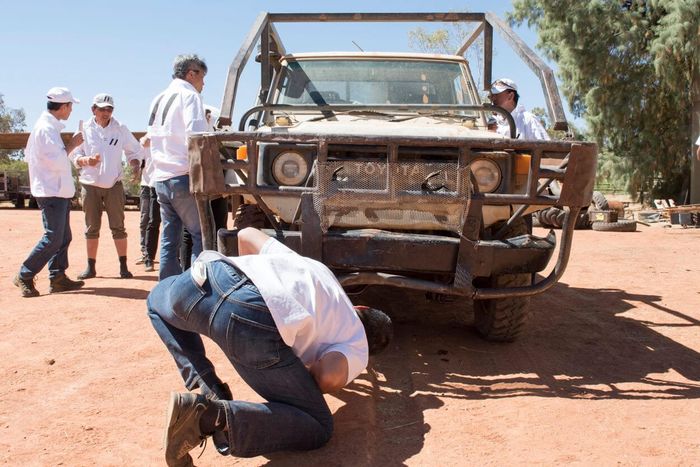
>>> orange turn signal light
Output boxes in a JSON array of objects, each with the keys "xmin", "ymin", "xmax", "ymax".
[
  {"xmin": 236, "ymin": 145, "xmax": 248, "ymax": 160},
  {"xmin": 514, "ymin": 153, "xmax": 531, "ymax": 175}
]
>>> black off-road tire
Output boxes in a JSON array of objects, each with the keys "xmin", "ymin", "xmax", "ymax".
[
  {"xmin": 473, "ymin": 217, "xmax": 531, "ymax": 342},
  {"xmin": 591, "ymin": 219, "xmax": 637, "ymax": 232},
  {"xmin": 591, "ymin": 191, "xmax": 609, "ymax": 211},
  {"xmin": 474, "ymin": 274, "xmax": 531, "ymax": 342},
  {"xmin": 232, "ymin": 203, "xmax": 267, "ymax": 230}
]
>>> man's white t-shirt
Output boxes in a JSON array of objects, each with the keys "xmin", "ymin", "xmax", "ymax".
[
  {"xmin": 496, "ymin": 105, "xmax": 550, "ymax": 140},
  {"xmin": 191, "ymin": 240, "xmax": 369, "ymax": 385}
]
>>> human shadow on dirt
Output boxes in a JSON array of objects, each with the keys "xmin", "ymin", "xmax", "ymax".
[
  {"xmin": 71, "ymin": 286, "xmax": 150, "ymax": 300},
  {"xmin": 261, "ymin": 353, "xmax": 441, "ymax": 466}
]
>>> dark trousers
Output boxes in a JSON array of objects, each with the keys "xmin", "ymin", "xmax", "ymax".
[{"xmin": 139, "ymin": 185, "xmax": 161, "ymax": 261}]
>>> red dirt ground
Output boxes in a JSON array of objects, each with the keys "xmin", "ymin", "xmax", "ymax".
[{"xmin": 1, "ymin": 208, "xmax": 699, "ymax": 466}]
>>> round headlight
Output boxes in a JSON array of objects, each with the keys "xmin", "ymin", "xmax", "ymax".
[
  {"xmin": 470, "ymin": 158, "xmax": 501, "ymax": 193},
  {"xmin": 272, "ymin": 151, "xmax": 309, "ymax": 186}
]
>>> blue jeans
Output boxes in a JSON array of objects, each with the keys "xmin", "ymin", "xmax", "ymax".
[
  {"xmin": 19, "ymin": 197, "xmax": 72, "ymax": 280},
  {"xmin": 147, "ymin": 260, "xmax": 333, "ymax": 457},
  {"xmin": 155, "ymin": 175, "xmax": 202, "ymax": 280}
]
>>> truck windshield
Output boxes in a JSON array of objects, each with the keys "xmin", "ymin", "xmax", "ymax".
[{"xmin": 276, "ymin": 59, "xmax": 475, "ymax": 108}]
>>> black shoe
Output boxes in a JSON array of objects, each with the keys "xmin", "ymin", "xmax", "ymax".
[
  {"xmin": 13, "ymin": 274, "xmax": 40, "ymax": 298},
  {"xmin": 49, "ymin": 275, "xmax": 85, "ymax": 293},
  {"xmin": 144, "ymin": 260, "xmax": 155, "ymax": 272},
  {"xmin": 120, "ymin": 269, "xmax": 134, "ymax": 279},
  {"xmin": 77, "ymin": 269, "xmax": 96, "ymax": 280}
]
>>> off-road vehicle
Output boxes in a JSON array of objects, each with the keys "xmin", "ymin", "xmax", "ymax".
[{"xmin": 187, "ymin": 12, "xmax": 597, "ymax": 341}]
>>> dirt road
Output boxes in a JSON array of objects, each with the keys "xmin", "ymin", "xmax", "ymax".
[{"xmin": 1, "ymin": 208, "xmax": 699, "ymax": 465}]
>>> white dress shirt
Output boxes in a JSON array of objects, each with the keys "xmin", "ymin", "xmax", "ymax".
[
  {"xmin": 25, "ymin": 111, "xmax": 75, "ymax": 198},
  {"xmin": 147, "ymin": 79, "xmax": 208, "ymax": 182},
  {"xmin": 497, "ymin": 104, "xmax": 550, "ymax": 140},
  {"xmin": 191, "ymin": 239, "xmax": 369, "ymax": 386},
  {"xmin": 72, "ymin": 117, "xmax": 142, "ymax": 188}
]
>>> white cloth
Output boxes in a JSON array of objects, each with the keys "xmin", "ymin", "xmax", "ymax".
[
  {"xmin": 25, "ymin": 111, "xmax": 75, "ymax": 198},
  {"xmin": 71, "ymin": 117, "xmax": 142, "ymax": 188},
  {"xmin": 497, "ymin": 104, "xmax": 550, "ymax": 140},
  {"xmin": 191, "ymin": 240, "xmax": 369, "ymax": 385},
  {"xmin": 140, "ymin": 146, "xmax": 155, "ymax": 188},
  {"xmin": 147, "ymin": 79, "xmax": 208, "ymax": 182},
  {"xmin": 696, "ymin": 135, "xmax": 700, "ymax": 145}
]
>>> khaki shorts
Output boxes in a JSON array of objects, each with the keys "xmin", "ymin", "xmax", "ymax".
[{"xmin": 81, "ymin": 182, "xmax": 127, "ymax": 239}]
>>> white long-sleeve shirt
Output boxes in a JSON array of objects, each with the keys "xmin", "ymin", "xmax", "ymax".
[
  {"xmin": 25, "ymin": 111, "xmax": 75, "ymax": 198},
  {"xmin": 191, "ymin": 239, "xmax": 369, "ymax": 386},
  {"xmin": 147, "ymin": 79, "xmax": 208, "ymax": 182},
  {"xmin": 72, "ymin": 117, "xmax": 142, "ymax": 188},
  {"xmin": 497, "ymin": 104, "xmax": 550, "ymax": 141},
  {"xmin": 139, "ymin": 146, "xmax": 156, "ymax": 188}
]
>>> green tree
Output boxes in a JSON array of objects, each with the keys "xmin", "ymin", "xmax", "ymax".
[
  {"xmin": 510, "ymin": 0, "xmax": 700, "ymax": 202},
  {"xmin": 0, "ymin": 93, "xmax": 27, "ymax": 162},
  {"xmin": 408, "ymin": 18, "xmax": 485, "ymax": 88}
]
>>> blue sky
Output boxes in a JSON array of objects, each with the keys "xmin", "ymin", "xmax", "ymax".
[{"xmin": 0, "ymin": 1, "xmax": 578, "ymax": 132}]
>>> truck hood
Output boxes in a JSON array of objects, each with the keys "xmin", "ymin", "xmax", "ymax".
[{"xmin": 257, "ymin": 115, "xmax": 501, "ymax": 139}]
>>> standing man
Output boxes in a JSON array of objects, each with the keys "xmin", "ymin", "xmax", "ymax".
[
  {"xmin": 148, "ymin": 227, "xmax": 392, "ymax": 464},
  {"xmin": 148, "ymin": 54, "xmax": 208, "ymax": 280},
  {"xmin": 136, "ymin": 138, "xmax": 160, "ymax": 273},
  {"xmin": 72, "ymin": 93, "xmax": 142, "ymax": 280},
  {"xmin": 488, "ymin": 78, "xmax": 550, "ymax": 141},
  {"xmin": 14, "ymin": 87, "xmax": 85, "ymax": 297}
]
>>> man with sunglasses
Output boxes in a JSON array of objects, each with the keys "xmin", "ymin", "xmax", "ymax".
[
  {"xmin": 488, "ymin": 78, "xmax": 549, "ymax": 141},
  {"xmin": 71, "ymin": 93, "xmax": 142, "ymax": 280},
  {"xmin": 146, "ymin": 54, "xmax": 209, "ymax": 280}
]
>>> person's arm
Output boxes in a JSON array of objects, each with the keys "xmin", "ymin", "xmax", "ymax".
[
  {"xmin": 309, "ymin": 351, "xmax": 349, "ymax": 393},
  {"xmin": 121, "ymin": 125, "xmax": 143, "ymax": 180},
  {"xmin": 696, "ymin": 145, "xmax": 700, "ymax": 161}
]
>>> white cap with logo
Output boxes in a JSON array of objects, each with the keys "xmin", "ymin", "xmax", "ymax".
[
  {"xmin": 46, "ymin": 87, "xmax": 80, "ymax": 104},
  {"xmin": 490, "ymin": 78, "xmax": 518, "ymax": 95},
  {"xmin": 92, "ymin": 93, "xmax": 115, "ymax": 108}
]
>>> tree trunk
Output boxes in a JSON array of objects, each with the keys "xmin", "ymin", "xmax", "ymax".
[{"xmin": 691, "ymin": 58, "xmax": 700, "ymax": 204}]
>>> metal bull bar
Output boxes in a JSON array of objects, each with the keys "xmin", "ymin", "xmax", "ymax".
[{"xmin": 189, "ymin": 131, "xmax": 597, "ymax": 300}]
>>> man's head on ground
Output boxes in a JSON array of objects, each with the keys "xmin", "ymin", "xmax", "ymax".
[
  {"xmin": 91, "ymin": 93, "xmax": 114, "ymax": 127},
  {"xmin": 354, "ymin": 306, "xmax": 393, "ymax": 355},
  {"xmin": 173, "ymin": 54, "xmax": 207, "ymax": 93},
  {"xmin": 488, "ymin": 78, "xmax": 519, "ymax": 111},
  {"xmin": 46, "ymin": 87, "xmax": 79, "ymax": 120}
]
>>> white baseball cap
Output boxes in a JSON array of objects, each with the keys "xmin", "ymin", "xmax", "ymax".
[
  {"xmin": 93, "ymin": 93, "xmax": 115, "ymax": 108},
  {"xmin": 46, "ymin": 87, "xmax": 80, "ymax": 104},
  {"xmin": 490, "ymin": 78, "xmax": 518, "ymax": 95}
]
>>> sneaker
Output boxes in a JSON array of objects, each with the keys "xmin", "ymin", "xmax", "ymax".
[
  {"xmin": 164, "ymin": 392, "xmax": 208, "ymax": 467},
  {"xmin": 13, "ymin": 274, "xmax": 40, "ymax": 298},
  {"xmin": 120, "ymin": 269, "xmax": 134, "ymax": 279},
  {"xmin": 144, "ymin": 260, "xmax": 155, "ymax": 272},
  {"xmin": 49, "ymin": 275, "xmax": 85, "ymax": 293},
  {"xmin": 135, "ymin": 255, "xmax": 147, "ymax": 265}
]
